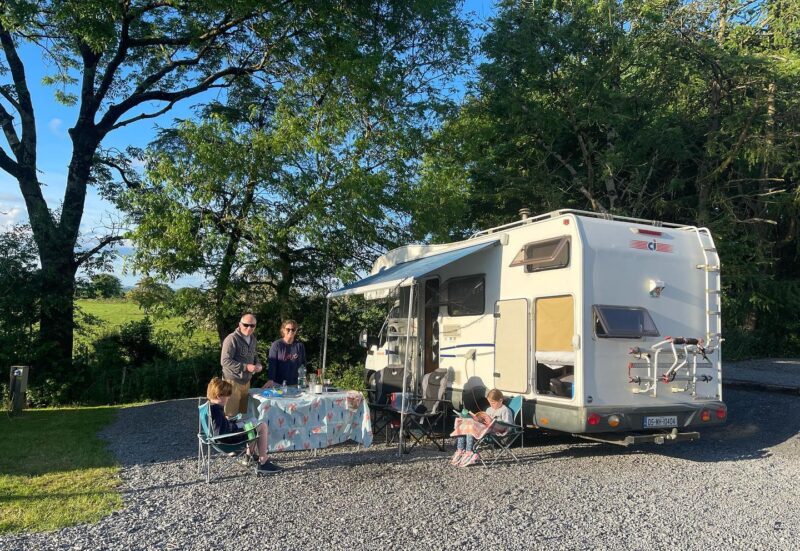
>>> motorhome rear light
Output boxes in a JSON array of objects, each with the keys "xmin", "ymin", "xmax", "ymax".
[
  {"xmin": 563, "ymin": 219, "xmax": 570, "ymax": 225},
  {"xmin": 700, "ymin": 410, "xmax": 711, "ymax": 422},
  {"xmin": 587, "ymin": 413, "xmax": 601, "ymax": 426},
  {"xmin": 634, "ymin": 228, "xmax": 662, "ymax": 236},
  {"xmin": 715, "ymin": 408, "xmax": 727, "ymax": 420},
  {"xmin": 607, "ymin": 415, "xmax": 621, "ymax": 428}
]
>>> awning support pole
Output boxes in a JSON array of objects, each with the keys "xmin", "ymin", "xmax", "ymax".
[
  {"xmin": 398, "ymin": 282, "xmax": 415, "ymax": 456},
  {"xmin": 321, "ymin": 298, "xmax": 331, "ymax": 382}
]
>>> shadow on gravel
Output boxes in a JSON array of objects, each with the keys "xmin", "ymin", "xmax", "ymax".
[
  {"xmin": 517, "ymin": 388, "xmax": 800, "ymax": 465},
  {"xmin": 111, "ymin": 389, "xmax": 799, "ymax": 475}
]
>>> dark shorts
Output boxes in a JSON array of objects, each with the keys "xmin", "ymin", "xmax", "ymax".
[{"xmin": 219, "ymin": 432, "xmax": 249, "ymax": 445}]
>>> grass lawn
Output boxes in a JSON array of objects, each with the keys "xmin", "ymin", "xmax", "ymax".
[
  {"xmin": 76, "ymin": 298, "xmax": 215, "ymax": 344},
  {"xmin": 0, "ymin": 407, "xmax": 123, "ymax": 534}
]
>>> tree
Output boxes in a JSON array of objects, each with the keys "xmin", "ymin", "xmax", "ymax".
[
  {"xmin": 417, "ymin": 0, "xmax": 800, "ymax": 355},
  {"xmin": 120, "ymin": 1, "xmax": 470, "ymax": 341},
  {"xmin": 0, "ymin": 1, "xmax": 322, "ymax": 377},
  {"xmin": 127, "ymin": 276, "xmax": 174, "ymax": 314},
  {"xmin": 0, "ymin": 225, "xmax": 39, "ymax": 371},
  {"xmin": 85, "ymin": 273, "xmax": 123, "ymax": 298}
]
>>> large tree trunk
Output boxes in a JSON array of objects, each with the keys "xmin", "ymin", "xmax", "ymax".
[{"xmin": 37, "ymin": 240, "xmax": 78, "ymax": 375}]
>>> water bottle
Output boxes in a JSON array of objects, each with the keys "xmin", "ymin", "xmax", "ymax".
[
  {"xmin": 298, "ymin": 365, "xmax": 306, "ymax": 389},
  {"xmin": 282, "ymin": 380, "xmax": 287, "ymax": 395}
]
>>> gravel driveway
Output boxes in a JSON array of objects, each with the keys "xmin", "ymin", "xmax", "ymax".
[{"xmin": 2, "ymin": 386, "xmax": 799, "ymax": 550}]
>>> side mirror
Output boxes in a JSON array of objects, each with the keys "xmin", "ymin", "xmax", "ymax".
[{"xmin": 359, "ymin": 328, "xmax": 369, "ymax": 348}]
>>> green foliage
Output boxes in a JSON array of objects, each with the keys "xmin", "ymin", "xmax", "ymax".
[
  {"xmin": 126, "ymin": 276, "xmax": 175, "ymax": 315},
  {"xmin": 419, "ymin": 0, "xmax": 800, "ymax": 356},
  {"xmin": 77, "ymin": 273, "xmax": 123, "ymax": 298},
  {"xmin": 0, "ymin": 406, "xmax": 122, "ymax": 534},
  {"xmin": 0, "ymin": 226, "xmax": 40, "ymax": 373},
  {"xmin": 119, "ymin": 1, "xmax": 470, "ymax": 339}
]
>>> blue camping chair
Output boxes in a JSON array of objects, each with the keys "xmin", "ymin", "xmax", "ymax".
[
  {"xmin": 474, "ymin": 395, "xmax": 525, "ymax": 467},
  {"xmin": 197, "ymin": 400, "xmax": 259, "ymax": 483}
]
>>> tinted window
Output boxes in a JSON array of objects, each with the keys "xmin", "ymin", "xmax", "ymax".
[
  {"xmin": 446, "ymin": 275, "xmax": 485, "ymax": 316},
  {"xmin": 594, "ymin": 305, "xmax": 659, "ymax": 338},
  {"xmin": 509, "ymin": 237, "xmax": 570, "ymax": 273}
]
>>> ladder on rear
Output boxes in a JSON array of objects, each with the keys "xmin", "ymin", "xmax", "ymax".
[{"xmin": 690, "ymin": 226, "xmax": 723, "ymax": 400}]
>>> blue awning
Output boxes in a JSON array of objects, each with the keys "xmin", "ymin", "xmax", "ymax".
[{"xmin": 328, "ymin": 240, "xmax": 499, "ymax": 298}]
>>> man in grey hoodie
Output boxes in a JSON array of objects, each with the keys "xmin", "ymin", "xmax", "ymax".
[{"xmin": 220, "ymin": 313, "xmax": 263, "ymax": 416}]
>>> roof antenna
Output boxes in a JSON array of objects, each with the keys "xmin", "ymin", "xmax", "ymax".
[{"xmin": 519, "ymin": 207, "xmax": 531, "ymax": 221}]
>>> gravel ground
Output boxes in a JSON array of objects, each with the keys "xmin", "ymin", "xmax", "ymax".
[{"xmin": 2, "ymin": 386, "xmax": 799, "ymax": 550}]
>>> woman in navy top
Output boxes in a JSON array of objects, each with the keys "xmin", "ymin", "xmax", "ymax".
[{"xmin": 267, "ymin": 319, "xmax": 306, "ymax": 386}]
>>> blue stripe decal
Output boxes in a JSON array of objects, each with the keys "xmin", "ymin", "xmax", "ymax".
[
  {"xmin": 440, "ymin": 354, "xmax": 457, "ymax": 358},
  {"xmin": 439, "ymin": 343, "xmax": 495, "ymax": 351}
]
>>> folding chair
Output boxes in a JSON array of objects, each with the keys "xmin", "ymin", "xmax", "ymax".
[
  {"xmin": 367, "ymin": 366, "xmax": 406, "ymax": 443},
  {"xmin": 395, "ymin": 369, "xmax": 450, "ymax": 453},
  {"xmin": 197, "ymin": 399, "xmax": 259, "ymax": 483},
  {"xmin": 474, "ymin": 395, "xmax": 524, "ymax": 467}
]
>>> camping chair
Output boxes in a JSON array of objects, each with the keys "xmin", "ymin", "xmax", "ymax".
[
  {"xmin": 473, "ymin": 395, "xmax": 524, "ymax": 467},
  {"xmin": 368, "ymin": 366, "xmax": 407, "ymax": 442},
  {"xmin": 197, "ymin": 399, "xmax": 259, "ymax": 483},
  {"xmin": 393, "ymin": 369, "xmax": 450, "ymax": 453}
]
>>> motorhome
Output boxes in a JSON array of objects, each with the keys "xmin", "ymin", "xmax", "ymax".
[{"xmin": 325, "ymin": 209, "xmax": 726, "ymax": 444}]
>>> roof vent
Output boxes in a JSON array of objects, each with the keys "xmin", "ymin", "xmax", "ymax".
[{"xmin": 519, "ymin": 208, "xmax": 531, "ymax": 221}]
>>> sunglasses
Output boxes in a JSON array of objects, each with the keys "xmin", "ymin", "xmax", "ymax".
[
  {"xmin": 240, "ymin": 323, "xmax": 256, "ymax": 328},
  {"xmin": 284, "ymin": 327, "xmax": 297, "ymax": 333}
]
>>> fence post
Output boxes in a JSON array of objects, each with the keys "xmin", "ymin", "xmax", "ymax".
[{"xmin": 9, "ymin": 366, "xmax": 30, "ymax": 415}]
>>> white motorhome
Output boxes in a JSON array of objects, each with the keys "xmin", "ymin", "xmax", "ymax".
[{"xmin": 325, "ymin": 209, "xmax": 726, "ymax": 444}]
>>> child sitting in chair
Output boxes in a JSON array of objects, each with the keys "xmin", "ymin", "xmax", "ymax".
[
  {"xmin": 450, "ymin": 388, "xmax": 514, "ymax": 467},
  {"xmin": 207, "ymin": 377, "xmax": 282, "ymax": 475}
]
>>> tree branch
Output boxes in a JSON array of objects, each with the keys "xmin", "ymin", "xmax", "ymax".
[
  {"xmin": 0, "ymin": 102, "xmax": 22, "ymax": 157},
  {"xmin": 74, "ymin": 235, "xmax": 125, "ymax": 268},
  {"xmin": 98, "ymin": 65, "xmax": 255, "ymax": 133},
  {"xmin": 0, "ymin": 23, "xmax": 36, "ymax": 168}
]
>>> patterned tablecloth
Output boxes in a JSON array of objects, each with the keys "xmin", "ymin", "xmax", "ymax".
[{"xmin": 248, "ymin": 389, "xmax": 372, "ymax": 452}]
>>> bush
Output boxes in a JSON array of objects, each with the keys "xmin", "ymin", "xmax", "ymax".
[{"xmin": 325, "ymin": 363, "xmax": 365, "ymax": 393}]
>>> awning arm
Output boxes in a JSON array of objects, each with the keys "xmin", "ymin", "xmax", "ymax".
[
  {"xmin": 321, "ymin": 298, "xmax": 330, "ymax": 382},
  {"xmin": 398, "ymin": 282, "xmax": 415, "ymax": 456}
]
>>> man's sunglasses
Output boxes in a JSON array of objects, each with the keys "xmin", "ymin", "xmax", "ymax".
[
  {"xmin": 240, "ymin": 323, "xmax": 256, "ymax": 328},
  {"xmin": 284, "ymin": 327, "xmax": 297, "ymax": 333}
]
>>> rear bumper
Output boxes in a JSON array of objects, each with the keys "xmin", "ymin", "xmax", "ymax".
[{"xmin": 533, "ymin": 400, "xmax": 727, "ymax": 434}]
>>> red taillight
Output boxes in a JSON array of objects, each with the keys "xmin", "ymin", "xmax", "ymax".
[
  {"xmin": 587, "ymin": 413, "xmax": 601, "ymax": 426},
  {"xmin": 701, "ymin": 410, "xmax": 711, "ymax": 422},
  {"xmin": 716, "ymin": 408, "xmax": 727, "ymax": 420},
  {"xmin": 634, "ymin": 228, "xmax": 662, "ymax": 236}
]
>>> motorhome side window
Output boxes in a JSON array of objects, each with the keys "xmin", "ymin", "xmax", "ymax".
[
  {"xmin": 593, "ymin": 305, "xmax": 660, "ymax": 338},
  {"xmin": 509, "ymin": 236, "xmax": 570, "ymax": 273},
  {"xmin": 444, "ymin": 275, "xmax": 485, "ymax": 317}
]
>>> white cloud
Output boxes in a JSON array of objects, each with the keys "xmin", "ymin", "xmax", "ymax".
[
  {"xmin": 0, "ymin": 205, "xmax": 23, "ymax": 228},
  {"xmin": 48, "ymin": 118, "xmax": 64, "ymax": 135}
]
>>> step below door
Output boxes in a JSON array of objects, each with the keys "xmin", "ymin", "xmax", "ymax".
[{"xmin": 494, "ymin": 298, "xmax": 529, "ymax": 393}]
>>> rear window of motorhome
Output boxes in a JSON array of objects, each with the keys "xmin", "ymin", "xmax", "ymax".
[
  {"xmin": 445, "ymin": 275, "xmax": 485, "ymax": 316},
  {"xmin": 593, "ymin": 305, "xmax": 660, "ymax": 338},
  {"xmin": 509, "ymin": 236, "xmax": 570, "ymax": 272}
]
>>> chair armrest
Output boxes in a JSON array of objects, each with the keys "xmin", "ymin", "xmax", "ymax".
[
  {"xmin": 491, "ymin": 420, "xmax": 523, "ymax": 432},
  {"xmin": 202, "ymin": 426, "xmax": 258, "ymax": 443}
]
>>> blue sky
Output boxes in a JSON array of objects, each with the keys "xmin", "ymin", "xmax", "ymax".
[{"xmin": 0, "ymin": 1, "xmax": 496, "ymax": 287}]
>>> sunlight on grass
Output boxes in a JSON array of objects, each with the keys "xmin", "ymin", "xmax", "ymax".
[
  {"xmin": 0, "ymin": 407, "xmax": 123, "ymax": 534},
  {"xmin": 75, "ymin": 298, "xmax": 216, "ymax": 345}
]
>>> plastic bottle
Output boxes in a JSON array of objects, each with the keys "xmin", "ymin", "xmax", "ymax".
[
  {"xmin": 298, "ymin": 365, "xmax": 306, "ymax": 389},
  {"xmin": 282, "ymin": 380, "xmax": 287, "ymax": 395}
]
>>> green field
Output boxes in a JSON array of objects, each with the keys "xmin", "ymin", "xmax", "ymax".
[
  {"xmin": 76, "ymin": 299, "xmax": 216, "ymax": 344},
  {"xmin": 0, "ymin": 406, "xmax": 122, "ymax": 533}
]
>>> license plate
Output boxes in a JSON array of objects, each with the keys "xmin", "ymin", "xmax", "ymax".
[{"xmin": 643, "ymin": 415, "xmax": 678, "ymax": 428}]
